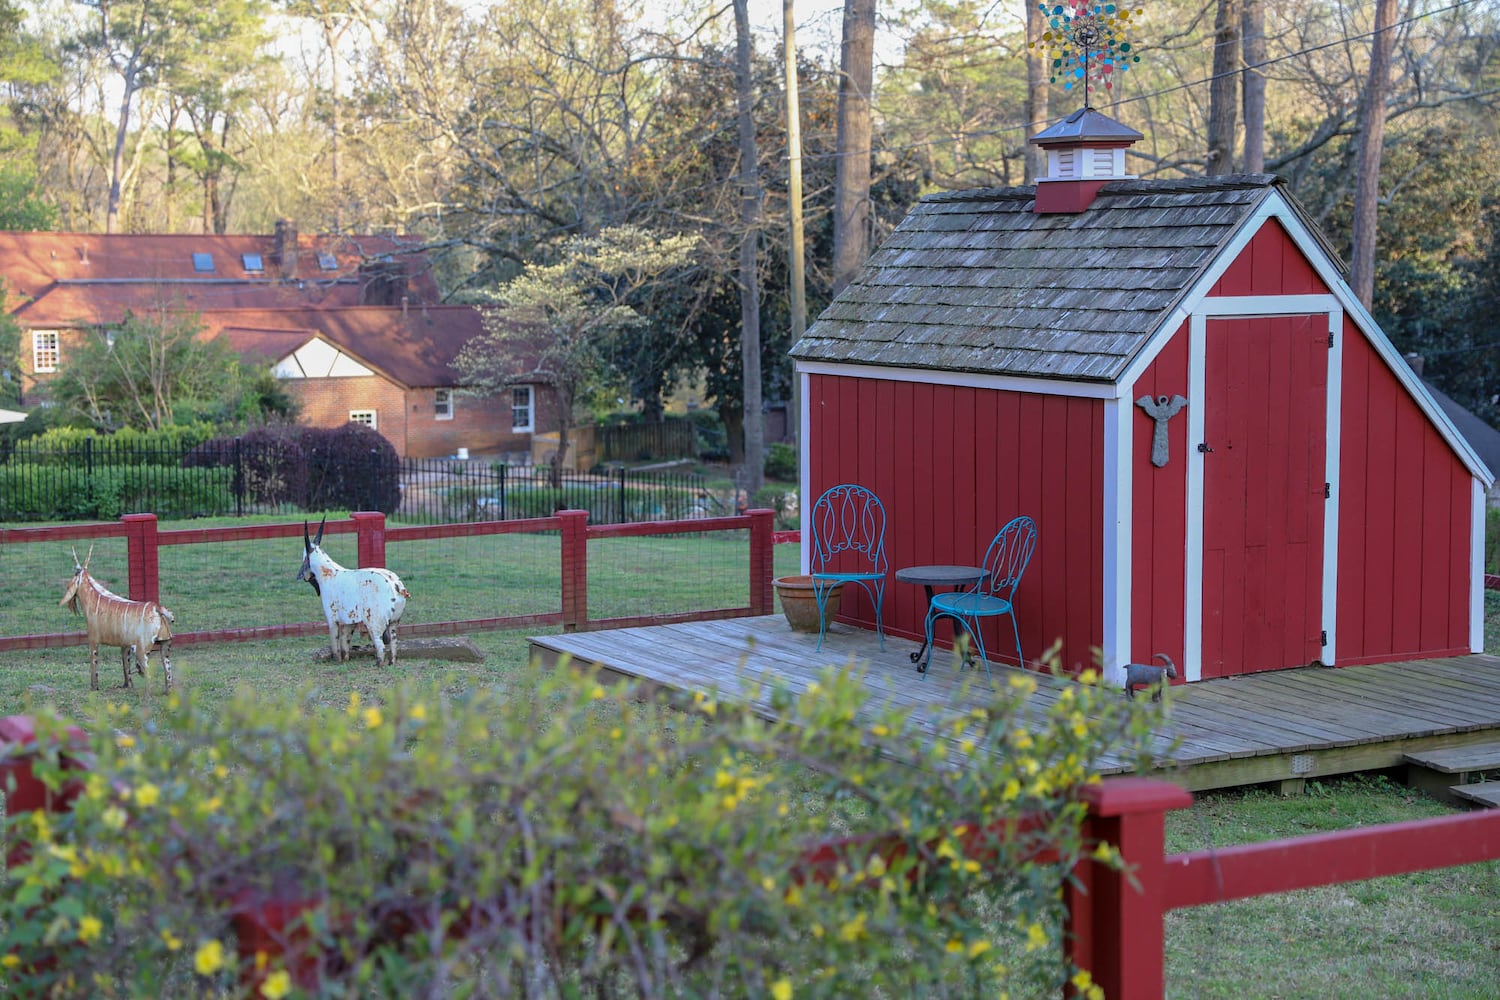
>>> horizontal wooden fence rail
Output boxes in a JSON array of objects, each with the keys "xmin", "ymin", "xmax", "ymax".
[{"xmin": 0, "ymin": 510, "xmax": 779, "ymax": 652}]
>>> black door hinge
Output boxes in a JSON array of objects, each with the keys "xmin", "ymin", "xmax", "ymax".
[
  {"xmin": 1324, "ymin": 482, "xmax": 1331, "ymax": 498},
  {"xmin": 1328, "ymin": 332, "xmax": 1335, "ymax": 348},
  {"xmin": 1321, "ymin": 629, "xmax": 1328, "ymax": 646}
]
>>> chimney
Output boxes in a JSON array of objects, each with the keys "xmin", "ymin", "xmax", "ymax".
[
  {"xmin": 1029, "ymin": 108, "xmax": 1143, "ymax": 214},
  {"xmin": 274, "ymin": 219, "xmax": 299, "ymax": 281},
  {"xmin": 1404, "ymin": 352, "xmax": 1425, "ymax": 378}
]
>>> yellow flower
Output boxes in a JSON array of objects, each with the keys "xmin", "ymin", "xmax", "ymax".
[
  {"xmin": 591, "ymin": 685, "xmax": 605, "ymax": 700},
  {"xmin": 1, "ymin": 954, "xmax": 20, "ymax": 968},
  {"xmin": 193, "ymin": 939, "xmax": 225, "ymax": 976},
  {"xmin": 409, "ymin": 702, "xmax": 428, "ymax": 721},
  {"xmin": 102, "ymin": 806, "xmax": 128, "ymax": 830},
  {"xmin": 610, "ymin": 727, "xmax": 622, "ymax": 740},
  {"xmin": 134, "ymin": 783, "xmax": 160, "ymax": 807},
  {"xmin": 77, "ymin": 915, "xmax": 103, "ymax": 944},
  {"xmin": 838, "ymin": 912, "xmax": 867, "ymax": 942},
  {"xmin": 770, "ymin": 978, "xmax": 793, "ymax": 1000},
  {"xmin": 260, "ymin": 970, "xmax": 293, "ymax": 999},
  {"xmin": 115, "ymin": 733, "xmax": 136, "ymax": 749},
  {"xmin": 362, "ymin": 706, "xmax": 383, "ymax": 729},
  {"xmin": 871, "ymin": 723, "xmax": 889, "ymax": 737},
  {"xmin": 1025, "ymin": 922, "xmax": 1049, "ymax": 952},
  {"xmin": 945, "ymin": 938, "xmax": 965, "ymax": 953},
  {"xmin": 160, "ymin": 929, "xmax": 182, "ymax": 951},
  {"xmin": 967, "ymin": 939, "xmax": 992, "ymax": 958},
  {"xmin": 1078, "ymin": 668, "xmax": 1099, "ymax": 685}
]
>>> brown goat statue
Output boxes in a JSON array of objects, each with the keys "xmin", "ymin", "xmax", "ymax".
[{"xmin": 59, "ymin": 546, "xmax": 175, "ymax": 693}]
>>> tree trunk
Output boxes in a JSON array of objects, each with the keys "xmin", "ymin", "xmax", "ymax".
[
  {"xmin": 1206, "ymin": 0, "xmax": 1241, "ymax": 175},
  {"xmin": 784, "ymin": 0, "xmax": 806, "ymax": 451},
  {"xmin": 1024, "ymin": 0, "xmax": 1049, "ymax": 184},
  {"xmin": 107, "ymin": 74, "xmax": 135, "ymax": 234},
  {"xmin": 1351, "ymin": 0, "xmax": 1397, "ymax": 308},
  {"xmin": 733, "ymin": 0, "xmax": 764, "ymax": 495},
  {"xmin": 1240, "ymin": 0, "xmax": 1266, "ymax": 173},
  {"xmin": 831, "ymin": 0, "xmax": 875, "ymax": 296}
]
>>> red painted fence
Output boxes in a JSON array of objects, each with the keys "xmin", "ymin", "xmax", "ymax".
[
  {"xmin": 0, "ymin": 509, "xmax": 779, "ymax": 652},
  {"xmin": 5, "ymin": 721, "xmax": 1498, "ymax": 998}
]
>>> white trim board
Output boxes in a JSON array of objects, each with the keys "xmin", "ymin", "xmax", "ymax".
[
  {"xmin": 794, "ymin": 361, "xmax": 1118, "ymax": 400},
  {"xmin": 1473, "ymin": 479, "xmax": 1486, "ymax": 654},
  {"xmin": 1100, "ymin": 395, "xmax": 1132, "ymax": 687}
]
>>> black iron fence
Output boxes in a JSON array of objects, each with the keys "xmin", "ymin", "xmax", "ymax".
[{"xmin": 0, "ymin": 438, "xmax": 713, "ymax": 525}]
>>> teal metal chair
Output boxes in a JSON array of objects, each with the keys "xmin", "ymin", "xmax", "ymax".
[
  {"xmin": 921, "ymin": 516, "xmax": 1037, "ymax": 683},
  {"xmin": 809, "ymin": 484, "xmax": 888, "ymax": 650}
]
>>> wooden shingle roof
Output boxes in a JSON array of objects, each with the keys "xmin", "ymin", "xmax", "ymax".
[{"xmin": 792, "ymin": 174, "xmax": 1330, "ymax": 382}]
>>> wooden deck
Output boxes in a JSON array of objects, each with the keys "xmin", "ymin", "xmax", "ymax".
[{"xmin": 529, "ymin": 617, "xmax": 1500, "ymax": 793}]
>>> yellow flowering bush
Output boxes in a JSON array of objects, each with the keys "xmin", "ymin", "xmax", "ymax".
[{"xmin": 0, "ymin": 650, "xmax": 1163, "ymax": 997}]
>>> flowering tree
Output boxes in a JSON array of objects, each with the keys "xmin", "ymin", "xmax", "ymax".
[{"xmin": 453, "ymin": 225, "xmax": 699, "ymax": 485}]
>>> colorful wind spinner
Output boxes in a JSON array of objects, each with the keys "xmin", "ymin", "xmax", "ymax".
[{"xmin": 1035, "ymin": 2, "xmax": 1143, "ymax": 99}]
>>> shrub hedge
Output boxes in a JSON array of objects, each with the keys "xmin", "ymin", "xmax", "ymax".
[
  {"xmin": 0, "ymin": 659, "xmax": 1156, "ymax": 997},
  {"xmin": 0, "ymin": 463, "xmax": 233, "ymax": 521}
]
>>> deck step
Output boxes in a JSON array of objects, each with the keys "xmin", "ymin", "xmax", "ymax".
[
  {"xmin": 1403, "ymin": 742, "xmax": 1500, "ymax": 804},
  {"xmin": 1403, "ymin": 741, "xmax": 1500, "ymax": 774},
  {"xmin": 1450, "ymin": 782, "xmax": 1500, "ymax": 808}
]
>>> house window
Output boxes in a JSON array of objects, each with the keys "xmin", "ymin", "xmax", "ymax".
[
  {"xmin": 317, "ymin": 251, "xmax": 338, "ymax": 270},
  {"xmin": 511, "ymin": 386, "xmax": 533, "ymax": 433},
  {"xmin": 242, "ymin": 253, "xmax": 264, "ymax": 273},
  {"xmin": 434, "ymin": 388, "xmax": 453, "ymax": 420},
  {"xmin": 32, "ymin": 331, "xmax": 59, "ymax": 373},
  {"xmin": 192, "ymin": 252, "xmax": 215, "ymax": 273},
  {"xmin": 350, "ymin": 409, "xmax": 377, "ymax": 429}
]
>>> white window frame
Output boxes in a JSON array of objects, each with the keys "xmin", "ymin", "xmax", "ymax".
[
  {"xmin": 511, "ymin": 385, "xmax": 534, "ymax": 433},
  {"xmin": 350, "ymin": 409, "xmax": 377, "ymax": 429},
  {"xmin": 434, "ymin": 388, "xmax": 454, "ymax": 420},
  {"xmin": 32, "ymin": 331, "xmax": 59, "ymax": 373}
]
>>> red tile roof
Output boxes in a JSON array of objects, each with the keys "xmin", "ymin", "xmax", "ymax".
[
  {"xmin": 201, "ymin": 306, "xmax": 537, "ymax": 389},
  {"xmin": 0, "ymin": 229, "xmax": 441, "ymax": 324}
]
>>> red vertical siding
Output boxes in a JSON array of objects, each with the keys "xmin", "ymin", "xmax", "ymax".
[
  {"xmin": 1129, "ymin": 321, "xmax": 1190, "ymax": 670},
  {"xmin": 1336, "ymin": 316, "xmax": 1473, "ymax": 664},
  {"xmin": 1208, "ymin": 219, "xmax": 1329, "ymax": 297},
  {"xmin": 807, "ymin": 374, "xmax": 1104, "ymax": 673}
]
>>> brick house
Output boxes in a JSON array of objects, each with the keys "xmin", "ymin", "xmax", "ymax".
[{"xmin": 0, "ymin": 226, "xmax": 551, "ymax": 457}]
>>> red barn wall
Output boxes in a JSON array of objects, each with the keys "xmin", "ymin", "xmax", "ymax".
[
  {"xmin": 1208, "ymin": 218, "xmax": 1328, "ymax": 296},
  {"xmin": 1336, "ymin": 314, "xmax": 1473, "ymax": 664},
  {"xmin": 807, "ymin": 373, "xmax": 1104, "ymax": 672},
  {"xmin": 1128, "ymin": 320, "xmax": 1190, "ymax": 668}
]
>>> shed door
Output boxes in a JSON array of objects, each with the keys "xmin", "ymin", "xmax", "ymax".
[{"xmin": 1201, "ymin": 315, "xmax": 1328, "ymax": 678}]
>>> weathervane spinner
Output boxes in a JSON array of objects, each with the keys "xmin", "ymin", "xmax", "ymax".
[{"xmin": 1034, "ymin": 2, "xmax": 1143, "ymax": 107}]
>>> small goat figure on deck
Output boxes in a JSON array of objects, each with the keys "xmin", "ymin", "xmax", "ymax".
[
  {"xmin": 59, "ymin": 545, "xmax": 175, "ymax": 693},
  {"xmin": 298, "ymin": 516, "xmax": 409, "ymax": 665},
  {"xmin": 1123, "ymin": 653, "xmax": 1177, "ymax": 702}
]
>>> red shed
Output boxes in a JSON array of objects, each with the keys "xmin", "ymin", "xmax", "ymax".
[{"xmin": 790, "ymin": 108, "xmax": 1493, "ymax": 686}]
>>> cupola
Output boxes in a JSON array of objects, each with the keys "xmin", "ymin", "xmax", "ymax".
[{"xmin": 1029, "ymin": 107, "xmax": 1143, "ymax": 214}]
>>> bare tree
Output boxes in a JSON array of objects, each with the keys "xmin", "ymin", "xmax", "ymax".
[
  {"xmin": 1206, "ymin": 0, "xmax": 1241, "ymax": 175},
  {"xmin": 831, "ymin": 0, "xmax": 874, "ymax": 296},
  {"xmin": 1351, "ymin": 0, "xmax": 1398, "ymax": 307},
  {"xmin": 1241, "ymin": 0, "xmax": 1265, "ymax": 172},
  {"xmin": 1024, "ymin": 0, "xmax": 1049, "ymax": 184}
]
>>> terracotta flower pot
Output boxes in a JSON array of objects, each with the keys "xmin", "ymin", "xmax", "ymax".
[{"xmin": 774, "ymin": 575, "xmax": 843, "ymax": 633}]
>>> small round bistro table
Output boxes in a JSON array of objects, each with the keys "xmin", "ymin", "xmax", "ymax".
[{"xmin": 895, "ymin": 564, "xmax": 989, "ymax": 671}]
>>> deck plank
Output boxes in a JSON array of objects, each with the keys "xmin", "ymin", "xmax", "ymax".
[{"xmin": 529, "ymin": 618, "xmax": 1500, "ymax": 792}]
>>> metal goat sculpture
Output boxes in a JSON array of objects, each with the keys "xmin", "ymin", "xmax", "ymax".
[
  {"xmin": 59, "ymin": 545, "xmax": 174, "ymax": 693},
  {"xmin": 298, "ymin": 516, "xmax": 409, "ymax": 665}
]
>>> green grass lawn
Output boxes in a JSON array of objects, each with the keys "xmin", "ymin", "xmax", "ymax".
[{"xmin": 3, "ymin": 518, "xmax": 1499, "ymax": 996}]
